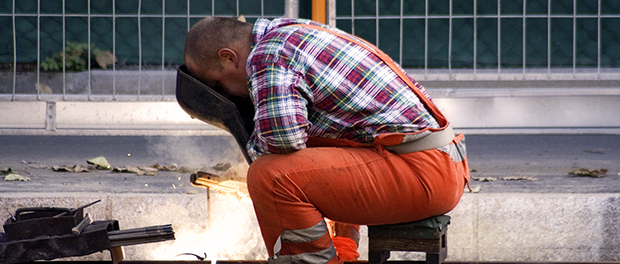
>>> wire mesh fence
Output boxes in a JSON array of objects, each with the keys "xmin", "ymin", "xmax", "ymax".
[
  {"xmin": 332, "ymin": 0, "xmax": 620, "ymax": 80},
  {"xmin": 0, "ymin": 0, "xmax": 305, "ymax": 100},
  {"xmin": 1, "ymin": 0, "xmax": 619, "ymax": 101}
]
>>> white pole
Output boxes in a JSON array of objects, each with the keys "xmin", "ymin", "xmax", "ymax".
[{"xmin": 285, "ymin": 0, "xmax": 299, "ymax": 19}]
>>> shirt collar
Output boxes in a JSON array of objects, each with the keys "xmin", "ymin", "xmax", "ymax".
[{"xmin": 251, "ymin": 18, "xmax": 312, "ymax": 50}]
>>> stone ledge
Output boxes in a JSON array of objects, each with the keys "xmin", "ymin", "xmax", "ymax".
[
  {"xmin": 2, "ymin": 192, "xmax": 619, "ymax": 262},
  {"xmin": 2, "ymin": 92, "xmax": 620, "ymax": 136}
]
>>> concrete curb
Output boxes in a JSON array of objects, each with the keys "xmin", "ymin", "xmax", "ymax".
[
  {"xmin": 2, "ymin": 89, "xmax": 620, "ymax": 136},
  {"xmin": 2, "ymin": 192, "xmax": 619, "ymax": 262}
]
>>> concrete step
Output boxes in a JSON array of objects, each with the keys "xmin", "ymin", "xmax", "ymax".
[
  {"xmin": 3, "ymin": 192, "xmax": 619, "ymax": 262},
  {"xmin": 1, "ymin": 135, "xmax": 619, "ymax": 262}
]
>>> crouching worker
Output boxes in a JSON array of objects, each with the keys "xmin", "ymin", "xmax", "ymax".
[{"xmin": 183, "ymin": 16, "xmax": 470, "ymax": 264}]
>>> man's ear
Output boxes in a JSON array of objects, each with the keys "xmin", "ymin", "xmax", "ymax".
[{"xmin": 218, "ymin": 48, "xmax": 240, "ymax": 68}]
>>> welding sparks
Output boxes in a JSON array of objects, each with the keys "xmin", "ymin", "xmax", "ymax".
[{"xmin": 150, "ymin": 192, "xmax": 266, "ymax": 261}]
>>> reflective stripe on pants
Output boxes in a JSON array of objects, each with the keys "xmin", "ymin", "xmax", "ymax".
[{"xmin": 270, "ymin": 219, "xmax": 337, "ymax": 264}]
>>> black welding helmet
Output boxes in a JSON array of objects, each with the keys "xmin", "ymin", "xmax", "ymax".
[{"xmin": 176, "ymin": 65, "xmax": 255, "ymax": 164}]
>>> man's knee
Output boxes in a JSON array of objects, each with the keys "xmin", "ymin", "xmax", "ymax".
[{"xmin": 247, "ymin": 154, "xmax": 286, "ymax": 196}]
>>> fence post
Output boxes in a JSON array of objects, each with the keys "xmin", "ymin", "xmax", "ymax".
[
  {"xmin": 312, "ymin": 0, "xmax": 326, "ymax": 24},
  {"xmin": 285, "ymin": 0, "xmax": 299, "ymax": 19}
]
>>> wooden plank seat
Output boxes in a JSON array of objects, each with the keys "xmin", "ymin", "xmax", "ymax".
[{"xmin": 367, "ymin": 215, "xmax": 451, "ymax": 264}]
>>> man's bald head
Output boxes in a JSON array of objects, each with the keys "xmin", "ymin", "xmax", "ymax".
[{"xmin": 184, "ymin": 17, "xmax": 253, "ymax": 73}]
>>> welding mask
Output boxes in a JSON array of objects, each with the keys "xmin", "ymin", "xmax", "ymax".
[{"xmin": 176, "ymin": 65, "xmax": 255, "ymax": 164}]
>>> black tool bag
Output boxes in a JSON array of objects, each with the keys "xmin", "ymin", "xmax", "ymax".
[{"xmin": 176, "ymin": 65, "xmax": 255, "ymax": 164}]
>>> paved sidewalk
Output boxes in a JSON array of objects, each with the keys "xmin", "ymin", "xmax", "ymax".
[
  {"xmin": 1, "ymin": 134, "xmax": 619, "ymax": 194},
  {"xmin": 1, "ymin": 134, "xmax": 620, "ymax": 262},
  {"xmin": 1, "ymin": 135, "xmax": 241, "ymax": 194}
]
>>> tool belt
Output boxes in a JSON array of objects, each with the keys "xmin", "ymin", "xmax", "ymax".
[{"xmin": 384, "ymin": 124, "xmax": 455, "ymax": 154}]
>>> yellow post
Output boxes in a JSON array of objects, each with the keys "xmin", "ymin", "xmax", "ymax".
[{"xmin": 312, "ymin": 0, "xmax": 326, "ymax": 24}]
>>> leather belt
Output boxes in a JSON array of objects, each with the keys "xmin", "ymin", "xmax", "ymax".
[{"xmin": 384, "ymin": 124, "xmax": 455, "ymax": 153}]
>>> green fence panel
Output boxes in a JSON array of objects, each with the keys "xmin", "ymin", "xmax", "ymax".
[
  {"xmin": 333, "ymin": 0, "xmax": 620, "ymax": 69},
  {"xmin": 1, "ymin": 0, "xmax": 619, "ymax": 70},
  {"xmin": 1, "ymin": 0, "xmax": 311, "ymax": 66}
]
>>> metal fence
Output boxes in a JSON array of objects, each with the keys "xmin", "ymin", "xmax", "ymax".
[
  {"xmin": 1, "ymin": 0, "xmax": 619, "ymax": 101},
  {"xmin": 331, "ymin": 0, "xmax": 620, "ymax": 80},
  {"xmin": 0, "ymin": 0, "xmax": 306, "ymax": 100}
]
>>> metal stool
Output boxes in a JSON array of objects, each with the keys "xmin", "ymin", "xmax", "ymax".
[{"xmin": 368, "ymin": 215, "xmax": 450, "ymax": 264}]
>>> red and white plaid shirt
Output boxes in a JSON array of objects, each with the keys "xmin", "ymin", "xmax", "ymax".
[{"xmin": 246, "ymin": 18, "xmax": 439, "ymax": 161}]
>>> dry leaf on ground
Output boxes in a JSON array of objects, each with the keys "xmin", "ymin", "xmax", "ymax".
[
  {"xmin": 52, "ymin": 165, "xmax": 91, "ymax": 172},
  {"xmin": 96, "ymin": 51, "xmax": 117, "ymax": 69},
  {"xmin": 35, "ymin": 83, "xmax": 52, "ymax": 94},
  {"xmin": 469, "ymin": 185, "xmax": 482, "ymax": 193},
  {"xmin": 472, "ymin": 177, "xmax": 497, "ymax": 182},
  {"xmin": 153, "ymin": 163, "xmax": 178, "ymax": 171},
  {"xmin": 113, "ymin": 166, "xmax": 157, "ymax": 176},
  {"xmin": 568, "ymin": 168, "xmax": 607, "ymax": 177},
  {"xmin": 5, "ymin": 174, "xmax": 31, "ymax": 181},
  {"xmin": 87, "ymin": 156, "xmax": 111, "ymax": 170},
  {"xmin": 500, "ymin": 176, "xmax": 539, "ymax": 181},
  {"xmin": 2, "ymin": 168, "xmax": 31, "ymax": 181}
]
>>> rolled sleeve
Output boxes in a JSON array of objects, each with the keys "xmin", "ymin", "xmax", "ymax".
[{"xmin": 247, "ymin": 62, "xmax": 312, "ymax": 161}]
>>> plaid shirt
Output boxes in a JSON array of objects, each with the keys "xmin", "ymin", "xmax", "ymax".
[{"xmin": 246, "ymin": 18, "xmax": 439, "ymax": 161}]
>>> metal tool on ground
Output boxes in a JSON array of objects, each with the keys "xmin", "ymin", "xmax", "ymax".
[{"xmin": 0, "ymin": 200, "xmax": 176, "ymax": 264}]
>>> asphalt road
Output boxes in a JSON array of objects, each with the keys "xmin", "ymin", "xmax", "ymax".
[{"xmin": 1, "ymin": 134, "xmax": 619, "ymax": 194}]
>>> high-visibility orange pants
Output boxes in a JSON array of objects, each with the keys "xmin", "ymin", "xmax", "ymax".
[{"xmin": 247, "ymin": 134, "xmax": 469, "ymax": 264}]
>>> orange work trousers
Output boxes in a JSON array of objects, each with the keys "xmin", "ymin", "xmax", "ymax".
[{"xmin": 247, "ymin": 134, "xmax": 469, "ymax": 264}]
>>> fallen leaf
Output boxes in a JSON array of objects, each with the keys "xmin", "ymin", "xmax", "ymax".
[
  {"xmin": 5, "ymin": 174, "xmax": 31, "ymax": 181},
  {"xmin": 87, "ymin": 156, "xmax": 111, "ymax": 170},
  {"xmin": 568, "ymin": 168, "xmax": 607, "ymax": 177},
  {"xmin": 469, "ymin": 185, "xmax": 482, "ymax": 193},
  {"xmin": 29, "ymin": 164, "xmax": 51, "ymax": 169},
  {"xmin": 153, "ymin": 163, "xmax": 178, "ymax": 171},
  {"xmin": 53, "ymin": 165, "xmax": 91, "ymax": 172},
  {"xmin": 95, "ymin": 51, "xmax": 117, "ymax": 69},
  {"xmin": 113, "ymin": 166, "xmax": 157, "ymax": 176},
  {"xmin": 137, "ymin": 166, "xmax": 158, "ymax": 176},
  {"xmin": 35, "ymin": 83, "xmax": 53, "ymax": 94},
  {"xmin": 472, "ymin": 177, "xmax": 497, "ymax": 182},
  {"xmin": 500, "ymin": 176, "xmax": 539, "ymax": 181}
]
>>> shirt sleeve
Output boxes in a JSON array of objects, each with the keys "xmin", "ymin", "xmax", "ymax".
[{"xmin": 246, "ymin": 61, "xmax": 312, "ymax": 161}]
